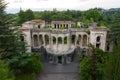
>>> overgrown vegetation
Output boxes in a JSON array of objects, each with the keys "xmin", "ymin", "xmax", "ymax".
[
  {"xmin": 79, "ymin": 44, "xmax": 108, "ymax": 80},
  {"xmin": 10, "ymin": 8, "xmax": 120, "ymax": 28},
  {"xmin": 0, "ymin": 60, "xmax": 15, "ymax": 80},
  {"xmin": 79, "ymin": 8, "xmax": 120, "ymax": 80},
  {"xmin": 1, "ymin": 0, "xmax": 120, "ymax": 79},
  {"xmin": 0, "ymin": 0, "xmax": 42, "ymax": 80}
]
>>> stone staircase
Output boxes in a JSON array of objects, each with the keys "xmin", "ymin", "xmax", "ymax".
[{"xmin": 36, "ymin": 62, "xmax": 79, "ymax": 80}]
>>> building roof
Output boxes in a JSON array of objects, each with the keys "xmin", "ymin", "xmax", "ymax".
[
  {"xmin": 51, "ymin": 21, "xmax": 74, "ymax": 24},
  {"xmin": 23, "ymin": 19, "xmax": 45, "ymax": 24},
  {"xmin": 19, "ymin": 25, "xmax": 30, "ymax": 30},
  {"xmin": 31, "ymin": 19, "xmax": 45, "ymax": 23}
]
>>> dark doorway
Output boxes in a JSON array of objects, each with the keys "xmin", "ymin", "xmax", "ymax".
[{"xmin": 58, "ymin": 56, "xmax": 62, "ymax": 64}]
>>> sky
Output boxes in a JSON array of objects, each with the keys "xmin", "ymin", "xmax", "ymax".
[{"xmin": 5, "ymin": 0, "xmax": 120, "ymax": 13}]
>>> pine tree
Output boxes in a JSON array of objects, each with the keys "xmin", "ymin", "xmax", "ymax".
[
  {"xmin": 0, "ymin": 0, "xmax": 15, "ymax": 56},
  {"xmin": 0, "ymin": 0, "xmax": 43, "ymax": 74}
]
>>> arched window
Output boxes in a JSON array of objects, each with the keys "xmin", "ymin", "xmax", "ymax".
[
  {"xmin": 45, "ymin": 35, "xmax": 49, "ymax": 45},
  {"xmin": 20, "ymin": 35, "xmax": 24, "ymax": 41},
  {"xmin": 82, "ymin": 35, "xmax": 87, "ymax": 46},
  {"xmin": 96, "ymin": 36, "xmax": 101, "ymax": 42},
  {"xmin": 57, "ymin": 24, "xmax": 59, "ymax": 29},
  {"xmin": 58, "ymin": 37, "xmax": 62, "ymax": 44},
  {"xmin": 53, "ymin": 37, "xmax": 56, "ymax": 44},
  {"xmin": 64, "ymin": 37, "xmax": 67, "ymax": 44},
  {"xmin": 54, "ymin": 24, "xmax": 56, "ymax": 28},
  {"xmin": 77, "ymin": 35, "xmax": 81, "ymax": 45},
  {"xmin": 107, "ymin": 43, "xmax": 110, "ymax": 51},
  {"xmin": 38, "ymin": 25, "xmax": 40, "ymax": 28},
  {"xmin": 39, "ymin": 35, "xmax": 43, "ymax": 45},
  {"xmin": 96, "ymin": 36, "xmax": 101, "ymax": 48},
  {"xmin": 71, "ymin": 35, "xmax": 76, "ymax": 45},
  {"xmin": 66, "ymin": 24, "xmax": 68, "ymax": 29},
  {"xmin": 33, "ymin": 35, "xmax": 38, "ymax": 47}
]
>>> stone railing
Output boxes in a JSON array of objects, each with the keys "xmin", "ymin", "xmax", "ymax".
[{"xmin": 50, "ymin": 29, "xmax": 69, "ymax": 34}]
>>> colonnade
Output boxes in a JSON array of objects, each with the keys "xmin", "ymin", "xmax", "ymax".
[
  {"xmin": 54, "ymin": 24, "xmax": 69, "ymax": 29},
  {"xmin": 32, "ymin": 33, "xmax": 89, "ymax": 48},
  {"xmin": 32, "ymin": 34, "xmax": 49, "ymax": 47}
]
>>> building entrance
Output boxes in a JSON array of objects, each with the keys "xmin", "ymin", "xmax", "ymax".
[{"xmin": 58, "ymin": 56, "xmax": 62, "ymax": 64}]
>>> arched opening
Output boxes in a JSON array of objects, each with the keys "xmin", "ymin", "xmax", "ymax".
[
  {"xmin": 58, "ymin": 37, "xmax": 62, "ymax": 44},
  {"xmin": 57, "ymin": 24, "xmax": 59, "ymax": 29},
  {"xmin": 63, "ymin": 24, "xmax": 65, "ymax": 28},
  {"xmin": 38, "ymin": 25, "xmax": 41, "ymax": 28},
  {"xmin": 20, "ymin": 35, "xmax": 24, "ymax": 41},
  {"xmin": 106, "ymin": 43, "xmax": 110, "ymax": 51},
  {"xmin": 96, "ymin": 44, "xmax": 100, "ymax": 48},
  {"xmin": 71, "ymin": 35, "xmax": 76, "ymax": 45},
  {"xmin": 77, "ymin": 35, "xmax": 81, "ymax": 45},
  {"xmin": 45, "ymin": 35, "xmax": 49, "ymax": 45},
  {"xmin": 33, "ymin": 35, "xmax": 38, "ymax": 47},
  {"xmin": 54, "ymin": 24, "xmax": 56, "ymax": 28},
  {"xmin": 66, "ymin": 24, "xmax": 68, "ymax": 29},
  {"xmin": 82, "ymin": 35, "xmax": 87, "ymax": 46},
  {"xmin": 64, "ymin": 37, "xmax": 67, "ymax": 44},
  {"xmin": 96, "ymin": 36, "xmax": 101, "ymax": 42},
  {"xmin": 39, "ymin": 35, "xmax": 43, "ymax": 45},
  {"xmin": 96, "ymin": 36, "xmax": 101, "ymax": 48},
  {"xmin": 53, "ymin": 37, "xmax": 56, "ymax": 44}
]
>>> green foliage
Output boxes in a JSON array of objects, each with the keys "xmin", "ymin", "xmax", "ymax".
[
  {"xmin": 104, "ymin": 35, "xmax": 120, "ymax": 80},
  {"xmin": 0, "ymin": 2, "xmax": 43, "ymax": 80},
  {"xmin": 15, "ymin": 73, "xmax": 35, "ymax": 80},
  {"xmin": 71, "ymin": 25, "xmax": 80, "ymax": 28},
  {"xmin": 64, "ymin": 37, "xmax": 67, "ymax": 44},
  {"xmin": 4, "ymin": 52, "xmax": 43, "ymax": 74},
  {"xmin": 79, "ymin": 58, "xmax": 91, "ymax": 80},
  {"xmin": 85, "ymin": 9, "xmax": 102, "ymax": 22},
  {"xmin": 0, "ymin": 60, "xmax": 15, "ymax": 80},
  {"xmin": 79, "ymin": 44, "xmax": 108, "ymax": 80},
  {"xmin": 16, "ymin": 9, "xmax": 34, "ymax": 25},
  {"xmin": 25, "ymin": 9, "xmax": 34, "ymax": 21},
  {"xmin": 18, "ymin": 10, "xmax": 26, "ymax": 25}
]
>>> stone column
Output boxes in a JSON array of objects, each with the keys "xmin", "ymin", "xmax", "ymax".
[
  {"xmin": 62, "ymin": 37, "xmax": 64, "ymax": 45},
  {"xmin": 87, "ymin": 36, "xmax": 89, "ymax": 45},
  {"xmin": 68, "ymin": 36, "xmax": 70, "ymax": 49},
  {"xmin": 49, "ymin": 35, "xmax": 52, "ymax": 48},
  {"xmin": 38, "ymin": 34, "xmax": 40, "ymax": 47},
  {"xmin": 81, "ymin": 35, "xmax": 83, "ymax": 48},
  {"xmin": 59, "ymin": 24, "xmax": 61, "ymax": 29},
  {"xmin": 51, "ymin": 36, "xmax": 53, "ymax": 48},
  {"xmin": 56, "ymin": 37, "xmax": 58, "ymax": 49},
  {"xmin": 75, "ymin": 35, "xmax": 77, "ymax": 46},
  {"xmin": 32, "ymin": 35, "xmax": 34, "ymax": 47},
  {"xmin": 43, "ymin": 35, "xmax": 45, "ymax": 47},
  {"xmin": 64, "ymin": 24, "xmax": 66, "ymax": 29}
]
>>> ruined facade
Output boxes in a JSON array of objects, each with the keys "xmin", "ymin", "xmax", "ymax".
[{"xmin": 19, "ymin": 19, "xmax": 110, "ymax": 64}]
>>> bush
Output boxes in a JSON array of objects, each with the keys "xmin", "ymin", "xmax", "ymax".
[
  {"xmin": 7, "ymin": 53, "xmax": 43, "ymax": 74},
  {"xmin": 0, "ymin": 60, "xmax": 15, "ymax": 80},
  {"xmin": 15, "ymin": 73, "xmax": 35, "ymax": 80}
]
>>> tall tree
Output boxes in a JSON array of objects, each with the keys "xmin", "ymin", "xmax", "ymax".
[
  {"xmin": 0, "ymin": 0, "xmax": 43, "ymax": 76},
  {"xmin": 0, "ymin": 0, "xmax": 15, "ymax": 79},
  {"xmin": 0, "ymin": 0, "xmax": 15, "ymax": 56},
  {"xmin": 25, "ymin": 9, "xmax": 34, "ymax": 21},
  {"xmin": 79, "ymin": 44, "xmax": 107, "ymax": 80},
  {"xmin": 85, "ymin": 9, "xmax": 102, "ymax": 22},
  {"xmin": 17, "ymin": 10, "xmax": 26, "ymax": 25}
]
